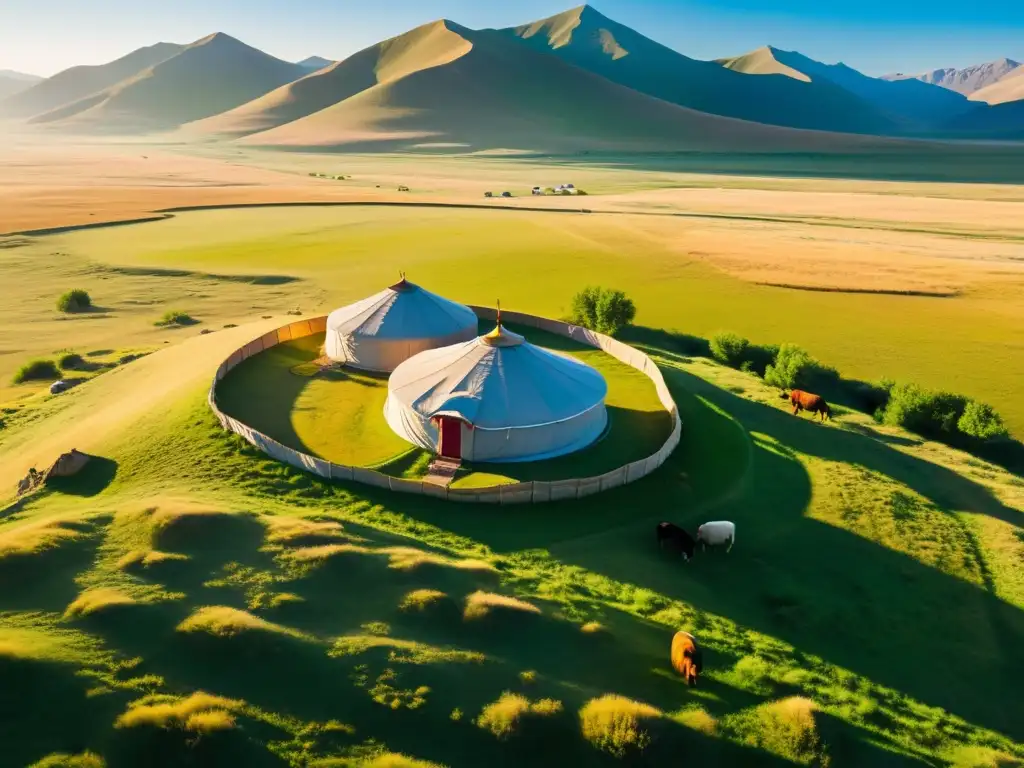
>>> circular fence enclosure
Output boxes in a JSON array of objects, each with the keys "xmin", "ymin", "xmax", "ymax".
[{"xmin": 209, "ymin": 308, "xmax": 682, "ymax": 504}]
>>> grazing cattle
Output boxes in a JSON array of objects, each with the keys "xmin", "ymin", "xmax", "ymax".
[
  {"xmin": 656, "ymin": 521, "xmax": 696, "ymax": 561},
  {"xmin": 670, "ymin": 631, "xmax": 703, "ymax": 686},
  {"xmin": 781, "ymin": 390, "xmax": 831, "ymax": 422},
  {"xmin": 696, "ymin": 521, "xmax": 736, "ymax": 553}
]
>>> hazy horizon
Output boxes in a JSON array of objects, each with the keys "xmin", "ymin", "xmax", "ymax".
[{"xmin": 1, "ymin": 0, "xmax": 1022, "ymax": 79}]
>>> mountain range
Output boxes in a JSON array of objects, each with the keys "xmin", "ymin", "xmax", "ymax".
[
  {"xmin": 883, "ymin": 58, "xmax": 1021, "ymax": 100},
  {"xmin": 0, "ymin": 69, "xmax": 42, "ymax": 100},
  {"xmin": 2, "ymin": 4, "xmax": 1022, "ymax": 150}
]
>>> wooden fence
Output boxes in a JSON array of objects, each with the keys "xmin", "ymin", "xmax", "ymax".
[{"xmin": 208, "ymin": 308, "xmax": 681, "ymax": 504}]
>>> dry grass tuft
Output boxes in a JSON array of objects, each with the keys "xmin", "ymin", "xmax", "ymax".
[
  {"xmin": 359, "ymin": 754, "xmax": 446, "ymax": 768},
  {"xmin": 580, "ymin": 621, "xmax": 606, "ymax": 634},
  {"xmin": 476, "ymin": 692, "xmax": 564, "ymax": 740},
  {"xmin": 329, "ymin": 635, "xmax": 484, "ymax": 665},
  {"xmin": 579, "ymin": 695, "xmax": 663, "ymax": 757},
  {"xmin": 286, "ymin": 543, "xmax": 374, "ymax": 562},
  {"xmin": 724, "ymin": 697, "xmax": 827, "ymax": 766},
  {"xmin": 463, "ymin": 591, "xmax": 541, "ymax": 621},
  {"xmin": 673, "ymin": 706, "xmax": 718, "ymax": 735},
  {"xmin": 116, "ymin": 549, "xmax": 189, "ymax": 571},
  {"xmin": 28, "ymin": 752, "xmax": 106, "ymax": 768},
  {"xmin": 115, "ymin": 692, "xmax": 243, "ymax": 732},
  {"xmin": 176, "ymin": 606, "xmax": 307, "ymax": 639},
  {"xmin": 0, "ymin": 519, "xmax": 87, "ymax": 560},
  {"xmin": 399, "ymin": 589, "xmax": 448, "ymax": 612},
  {"xmin": 947, "ymin": 746, "xmax": 1023, "ymax": 768},
  {"xmin": 64, "ymin": 588, "xmax": 138, "ymax": 619},
  {"xmin": 381, "ymin": 546, "xmax": 497, "ymax": 574},
  {"xmin": 264, "ymin": 516, "xmax": 349, "ymax": 546}
]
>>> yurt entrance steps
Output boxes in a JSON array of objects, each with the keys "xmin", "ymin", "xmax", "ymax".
[{"xmin": 424, "ymin": 457, "xmax": 461, "ymax": 488}]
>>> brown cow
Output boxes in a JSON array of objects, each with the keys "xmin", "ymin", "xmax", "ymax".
[
  {"xmin": 781, "ymin": 390, "xmax": 831, "ymax": 422},
  {"xmin": 670, "ymin": 631, "xmax": 703, "ymax": 687}
]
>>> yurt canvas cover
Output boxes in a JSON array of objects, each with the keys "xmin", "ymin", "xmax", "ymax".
[
  {"xmin": 325, "ymin": 279, "xmax": 478, "ymax": 373},
  {"xmin": 384, "ymin": 324, "xmax": 608, "ymax": 462}
]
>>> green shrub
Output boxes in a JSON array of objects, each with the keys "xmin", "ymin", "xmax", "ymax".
[
  {"xmin": 880, "ymin": 383, "xmax": 968, "ymax": 439},
  {"xmin": 56, "ymin": 289, "xmax": 91, "ymax": 313},
  {"xmin": 764, "ymin": 344, "xmax": 815, "ymax": 389},
  {"xmin": 155, "ymin": 310, "xmax": 198, "ymax": 327},
  {"xmin": 58, "ymin": 353, "xmax": 85, "ymax": 370},
  {"xmin": 13, "ymin": 359, "xmax": 60, "ymax": 384},
  {"xmin": 710, "ymin": 332, "xmax": 749, "ymax": 367},
  {"xmin": 569, "ymin": 286, "xmax": 636, "ymax": 336},
  {"xmin": 764, "ymin": 344, "xmax": 838, "ymax": 390},
  {"xmin": 957, "ymin": 400, "xmax": 1009, "ymax": 441}
]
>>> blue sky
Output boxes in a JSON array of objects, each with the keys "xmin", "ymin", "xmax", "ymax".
[{"xmin": 2, "ymin": 0, "xmax": 1022, "ymax": 77}]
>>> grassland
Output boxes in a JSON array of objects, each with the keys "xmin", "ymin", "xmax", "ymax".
[
  {"xmin": 215, "ymin": 323, "xmax": 670, "ymax": 485},
  {"xmin": 23, "ymin": 204, "xmax": 1024, "ymax": 437},
  {"xmin": 0, "ymin": 146, "xmax": 1022, "ymax": 766},
  {"xmin": 0, "ymin": 319, "xmax": 1020, "ymax": 766}
]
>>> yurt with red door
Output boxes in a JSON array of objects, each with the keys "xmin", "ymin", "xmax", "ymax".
[{"xmin": 383, "ymin": 320, "xmax": 608, "ymax": 462}]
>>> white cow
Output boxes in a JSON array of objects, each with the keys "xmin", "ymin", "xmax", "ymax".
[{"xmin": 696, "ymin": 521, "xmax": 735, "ymax": 553}]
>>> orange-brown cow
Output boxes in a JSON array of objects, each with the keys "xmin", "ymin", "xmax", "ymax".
[
  {"xmin": 781, "ymin": 390, "xmax": 831, "ymax": 422},
  {"xmin": 670, "ymin": 631, "xmax": 703, "ymax": 687}
]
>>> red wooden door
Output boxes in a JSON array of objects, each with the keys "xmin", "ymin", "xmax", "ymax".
[{"xmin": 439, "ymin": 418, "xmax": 462, "ymax": 459}]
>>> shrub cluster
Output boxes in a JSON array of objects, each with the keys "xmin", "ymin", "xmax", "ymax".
[
  {"xmin": 155, "ymin": 310, "xmax": 198, "ymax": 327},
  {"xmin": 879, "ymin": 383, "xmax": 1008, "ymax": 444},
  {"xmin": 59, "ymin": 352, "xmax": 85, "ymax": 370},
  {"xmin": 56, "ymin": 289, "xmax": 91, "ymax": 313},
  {"xmin": 569, "ymin": 287, "xmax": 636, "ymax": 336},
  {"xmin": 13, "ymin": 359, "xmax": 60, "ymax": 384},
  {"xmin": 705, "ymin": 329, "xmax": 1015, "ymax": 464}
]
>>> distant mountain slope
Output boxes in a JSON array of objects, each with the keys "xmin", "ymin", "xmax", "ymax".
[
  {"xmin": 726, "ymin": 46, "xmax": 975, "ymax": 128},
  {"xmin": 0, "ymin": 43, "xmax": 183, "ymax": 118},
  {"xmin": 238, "ymin": 21, "xmax": 898, "ymax": 154},
  {"xmin": 29, "ymin": 33, "xmax": 307, "ymax": 132},
  {"xmin": 498, "ymin": 5, "xmax": 902, "ymax": 136},
  {"xmin": 717, "ymin": 47, "xmax": 809, "ymax": 82},
  {"xmin": 883, "ymin": 59, "xmax": 1021, "ymax": 96},
  {"xmin": 297, "ymin": 56, "xmax": 334, "ymax": 71},
  {"xmin": 971, "ymin": 66, "xmax": 1024, "ymax": 105},
  {"xmin": 945, "ymin": 100, "xmax": 1024, "ymax": 139},
  {"xmin": 0, "ymin": 70, "xmax": 42, "ymax": 100},
  {"xmin": 187, "ymin": 20, "xmax": 472, "ymax": 137}
]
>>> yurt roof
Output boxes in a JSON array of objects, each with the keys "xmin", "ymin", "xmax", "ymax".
[
  {"xmin": 388, "ymin": 324, "xmax": 608, "ymax": 429},
  {"xmin": 327, "ymin": 279, "xmax": 477, "ymax": 340}
]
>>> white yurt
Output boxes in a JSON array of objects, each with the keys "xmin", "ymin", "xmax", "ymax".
[
  {"xmin": 384, "ymin": 320, "xmax": 608, "ymax": 462},
  {"xmin": 324, "ymin": 277, "xmax": 478, "ymax": 373}
]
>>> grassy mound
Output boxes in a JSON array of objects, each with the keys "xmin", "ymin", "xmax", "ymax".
[
  {"xmin": 115, "ymin": 692, "xmax": 244, "ymax": 732},
  {"xmin": 463, "ymin": 591, "xmax": 542, "ymax": 621},
  {"xmin": 154, "ymin": 310, "xmax": 198, "ymax": 327},
  {"xmin": 579, "ymin": 695, "xmax": 663, "ymax": 758},
  {"xmin": 476, "ymin": 692, "xmax": 564, "ymax": 740},
  {"xmin": 723, "ymin": 697, "xmax": 828, "ymax": 766},
  {"xmin": 64, "ymin": 588, "xmax": 138, "ymax": 619},
  {"xmin": 29, "ymin": 752, "xmax": 105, "ymax": 768},
  {"xmin": 399, "ymin": 589, "xmax": 448, "ymax": 612},
  {"xmin": 56, "ymin": 289, "xmax": 91, "ymax": 314},
  {"xmin": 176, "ymin": 606, "xmax": 308, "ymax": 640}
]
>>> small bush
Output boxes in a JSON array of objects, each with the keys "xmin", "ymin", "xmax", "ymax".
[
  {"xmin": 957, "ymin": 400, "xmax": 1009, "ymax": 441},
  {"xmin": 579, "ymin": 695, "xmax": 662, "ymax": 757},
  {"xmin": 12, "ymin": 359, "xmax": 60, "ymax": 384},
  {"xmin": 569, "ymin": 286, "xmax": 637, "ymax": 336},
  {"xmin": 880, "ymin": 383, "xmax": 968, "ymax": 439},
  {"xmin": 477, "ymin": 692, "xmax": 564, "ymax": 740},
  {"xmin": 710, "ymin": 332, "xmax": 749, "ymax": 367},
  {"xmin": 58, "ymin": 353, "xmax": 85, "ymax": 370},
  {"xmin": 155, "ymin": 310, "xmax": 198, "ymax": 327},
  {"xmin": 56, "ymin": 289, "xmax": 91, "ymax": 313},
  {"xmin": 764, "ymin": 344, "xmax": 816, "ymax": 389},
  {"xmin": 724, "ymin": 697, "xmax": 827, "ymax": 766},
  {"xmin": 29, "ymin": 752, "xmax": 105, "ymax": 768}
]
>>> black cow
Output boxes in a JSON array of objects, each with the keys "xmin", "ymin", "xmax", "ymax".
[{"xmin": 656, "ymin": 521, "xmax": 696, "ymax": 561}]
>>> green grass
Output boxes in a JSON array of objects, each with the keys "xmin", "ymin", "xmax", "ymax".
[
  {"xmin": 12, "ymin": 358, "xmax": 61, "ymax": 384},
  {"xmin": 0, "ymin": 337, "xmax": 1021, "ymax": 766},
  {"xmin": 0, "ymin": 204, "xmax": 1022, "ymax": 767},
  {"xmin": 43, "ymin": 206, "xmax": 1024, "ymax": 437},
  {"xmin": 216, "ymin": 334, "xmax": 414, "ymax": 467},
  {"xmin": 215, "ymin": 323, "xmax": 670, "ymax": 484}
]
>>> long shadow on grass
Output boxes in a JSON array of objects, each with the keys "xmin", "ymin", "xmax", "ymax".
[
  {"xmin": 361, "ymin": 367, "xmax": 1023, "ymax": 741},
  {"xmin": 564, "ymin": 368, "xmax": 1024, "ymax": 741}
]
